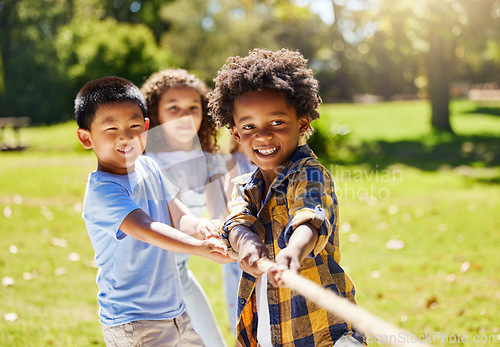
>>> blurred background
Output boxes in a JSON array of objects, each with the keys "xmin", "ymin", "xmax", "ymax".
[{"xmin": 1, "ymin": 0, "xmax": 499, "ymax": 130}]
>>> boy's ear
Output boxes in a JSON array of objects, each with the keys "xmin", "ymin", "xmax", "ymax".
[
  {"xmin": 144, "ymin": 117, "xmax": 150, "ymax": 131},
  {"xmin": 298, "ymin": 116, "xmax": 311, "ymax": 135},
  {"xmin": 231, "ymin": 126, "xmax": 242, "ymax": 143},
  {"xmin": 77, "ymin": 128, "xmax": 93, "ymax": 149}
]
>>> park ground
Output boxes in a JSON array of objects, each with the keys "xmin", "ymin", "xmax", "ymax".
[{"xmin": 0, "ymin": 99, "xmax": 499, "ymax": 346}]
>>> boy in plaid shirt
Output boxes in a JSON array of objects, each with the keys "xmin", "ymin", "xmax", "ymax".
[{"xmin": 208, "ymin": 48, "xmax": 366, "ymax": 347}]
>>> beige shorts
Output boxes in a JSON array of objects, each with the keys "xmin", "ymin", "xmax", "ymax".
[{"xmin": 102, "ymin": 311, "xmax": 205, "ymax": 346}]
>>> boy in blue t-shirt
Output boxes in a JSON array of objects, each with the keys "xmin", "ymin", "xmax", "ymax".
[{"xmin": 75, "ymin": 76, "xmax": 232, "ymax": 346}]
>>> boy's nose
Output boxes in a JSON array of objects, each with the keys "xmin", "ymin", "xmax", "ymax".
[
  {"xmin": 121, "ymin": 129, "xmax": 134, "ymax": 140},
  {"xmin": 255, "ymin": 128, "xmax": 272, "ymax": 140}
]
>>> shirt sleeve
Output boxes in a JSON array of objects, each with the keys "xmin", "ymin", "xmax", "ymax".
[
  {"xmin": 284, "ymin": 165, "xmax": 338, "ymax": 257},
  {"xmin": 85, "ymin": 179, "xmax": 141, "ymax": 240},
  {"xmin": 221, "ymin": 181, "xmax": 265, "ymax": 253}
]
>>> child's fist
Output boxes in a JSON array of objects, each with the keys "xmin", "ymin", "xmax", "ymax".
[{"xmin": 196, "ymin": 218, "xmax": 219, "ymax": 239}]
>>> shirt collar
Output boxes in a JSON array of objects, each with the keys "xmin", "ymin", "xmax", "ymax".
[{"xmin": 233, "ymin": 144, "xmax": 317, "ymax": 192}]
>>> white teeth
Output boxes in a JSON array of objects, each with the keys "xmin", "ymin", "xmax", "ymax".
[
  {"xmin": 256, "ymin": 147, "xmax": 277, "ymax": 155},
  {"xmin": 118, "ymin": 147, "xmax": 133, "ymax": 153}
]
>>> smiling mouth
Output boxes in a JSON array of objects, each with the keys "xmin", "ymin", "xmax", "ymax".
[
  {"xmin": 255, "ymin": 147, "xmax": 278, "ymax": 156},
  {"xmin": 118, "ymin": 147, "xmax": 133, "ymax": 154}
]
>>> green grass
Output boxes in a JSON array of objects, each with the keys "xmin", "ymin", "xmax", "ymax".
[{"xmin": 1, "ymin": 99, "xmax": 499, "ymax": 346}]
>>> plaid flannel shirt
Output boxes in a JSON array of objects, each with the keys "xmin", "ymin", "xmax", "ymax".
[{"xmin": 223, "ymin": 145, "xmax": 365, "ymax": 347}]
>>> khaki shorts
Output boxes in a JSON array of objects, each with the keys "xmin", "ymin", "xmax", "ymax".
[{"xmin": 102, "ymin": 311, "xmax": 205, "ymax": 346}]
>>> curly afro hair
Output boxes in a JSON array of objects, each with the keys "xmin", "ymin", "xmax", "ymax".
[
  {"xmin": 140, "ymin": 68, "xmax": 218, "ymax": 153},
  {"xmin": 208, "ymin": 48, "xmax": 322, "ymax": 129}
]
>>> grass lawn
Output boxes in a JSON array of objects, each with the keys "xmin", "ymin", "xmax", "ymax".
[{"xmin": 1, "ymin": 100, "xmax": 499, "ymax": 346}]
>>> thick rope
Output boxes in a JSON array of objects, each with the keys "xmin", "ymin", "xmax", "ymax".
[{"xmin": 256, "ymin": 258, "xmax": 430, "ymax": 347}]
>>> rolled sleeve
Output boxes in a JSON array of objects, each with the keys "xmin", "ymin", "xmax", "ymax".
[
  {"xmin": 222, "ymin": 180, "xmax": 265, "ymax": 253},
  {"xmin": 283, "ymin": 166, "xmax": 335, "ymax": 257}
]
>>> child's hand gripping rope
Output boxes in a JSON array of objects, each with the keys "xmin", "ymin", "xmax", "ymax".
[{"xmin": 230, "ymin": 248, "xmax": 430, "ymax": 347}]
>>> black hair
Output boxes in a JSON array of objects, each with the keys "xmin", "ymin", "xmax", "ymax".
[
  {"xmin": 208, "ymin": 48, "xmax": 322, "ymax": 129},
  {"xmin": 75, "ymin": 76, "xmax": 147, "ymax": 130}
]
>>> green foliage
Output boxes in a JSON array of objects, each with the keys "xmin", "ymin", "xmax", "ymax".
[
  {"xmin": 0, "ymin": 0, "xmax": 72, "ymax": 123},
  {"xmin": 55, "ymin": 18, "xmax": 174, "ymax": 116},
  {"xmin": 1, "ymin": 0, "xmax": 500, "ymax": 127}
]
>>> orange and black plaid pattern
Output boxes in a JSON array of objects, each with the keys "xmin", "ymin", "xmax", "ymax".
[{"xmin": 223, "ymin": 145, "xmax": 366, "ymax": 347}]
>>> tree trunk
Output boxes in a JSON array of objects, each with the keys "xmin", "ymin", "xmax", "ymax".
[
  {"xmin": 427, "ymin": 32, "xmax": 454, "ymax": 133},
  {"xmin": 331, "ymin": 0, "xmax": 352, "ymax": 101}
]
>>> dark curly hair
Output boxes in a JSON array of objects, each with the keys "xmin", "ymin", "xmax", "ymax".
[
  {"xmin": 208, "ymin": 48, "xmax": 322, "ymax": 129},
  {"xmin": 140, "ymin": 69, "xmax": 218, "ymax": 153}
]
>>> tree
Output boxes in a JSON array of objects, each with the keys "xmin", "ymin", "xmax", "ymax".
[
  {"xmin": 55, "ymin": 17, "xmax": 173, "ymax": 111},
  {"xmin": 0, "ymin": 0, "xmax": 175, "ymax": 123},
  {"xmin": 0, "ymin": 0, "xmax": 73, "ymax": 123},
  {"xmin": 158, "ymin": 0, "xmax": 332, "ymax": 85},
  {"xmin": 340, "ymin": 0, "xmax": 500, "ymax": 133}
]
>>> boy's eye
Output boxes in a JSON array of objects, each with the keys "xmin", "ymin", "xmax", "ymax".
[
  {"xmin": 242, "ymin": 124, "xmax": 255, "ymax": 130},
  {"xmin": 271, "ymin": 120, "xmax": 284, "ymax": 126},
  {"xmin": 106, "ymin": 127, "xmax": 117, "ymax": 131},
  {"xmin": 168, "ymin": 106, "xmax": 178, "ymax": 111},
  {"xmin": 131, "ymin": 124, "xmax": 141, "ymax": 128}
]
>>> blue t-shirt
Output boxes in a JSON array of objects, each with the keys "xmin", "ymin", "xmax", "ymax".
[{"xmin": 82, "ymin": 155, "xmax": 184, "ymax": 326}]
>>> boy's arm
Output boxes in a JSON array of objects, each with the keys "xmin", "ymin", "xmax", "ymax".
[
  {"xmin": 269, "ymin": 166, "xmax": 336, "ymax": 286},
  {"xmin": 285, "ymin": 166, "xmax": 336, "ymax": 257},
  {"xmin": 268, "ymin": 222, "xmax": 318, "ymax": 286},
  {"xmin": 229, "ymin": 224, "xmax": 268, "ymax": 278},
  {"xmin": 167, "ymin": 195, "xmax": 219, "ymax": 240},
  {"xmin": 120, "ymin": 208, "xmax": 232, "ymax": 264}
]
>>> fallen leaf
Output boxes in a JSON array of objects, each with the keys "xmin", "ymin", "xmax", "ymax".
[
  {"xmin": 340, "ymin": 222, "xmax": 352, "ymax": 233},
  {"xmin": 3, "ymin": 206, "xmax": 12, "ymax": 218},
  {"xmin": 460, "ymin": 261, "xmax": 471, "ymax": 273},
  {"xmin": 68, "ymin": 252, "xmax": 80, "ymax": 262},
  {"xmin": 9, "ymin": 245, "xmax": 18, "ymax": 254},
  {"xmin": 23, "ymin": 271, "xmax": 38, "ymax": 280},
  {"xmin": 388, "ymin": 205, "xmax": 399, "ymax": 215},
  {"xmin": 4, "ymin": 313, "xmax": 18, "ymax": 322},
  {"xmin": 50, "ymin": 237, "xmax": 68, "ymax": 248},
  {"xmin": 386, "ymin": 239, "xmax": 405, "ymax": 250},
  {"xmin": 2, "ymin": 276, "xmax": 15, "ymax": 287},
  {"xmin": 348, "ymin": 233, "xmax": 359, "ymax": 243},
  {"xmin": 54, "ymin": 267, "xmax": 67, "ymax": 276},
  {"xmin": 426, "ymin": 296, "xmax": 438, "ymax": 309}
]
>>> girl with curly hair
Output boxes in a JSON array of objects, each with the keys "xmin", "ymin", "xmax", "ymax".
[{"xmin": 141, "ymin": 68, "xmax": 229, "ymax": 347}]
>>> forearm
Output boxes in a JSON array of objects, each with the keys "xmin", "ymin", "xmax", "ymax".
[
  {"xmin": 122, "ymin": 209, "xmax": 204, "ymax": 255},
  {"xmin": 177, "ymin": 214, "xmax": 202, "ymax": 237},
  {"xmin": 168, "ymin": 196, "xmax": 204, "ymax": 238},
  {"xmin": 229, "ymin": 224, "xmax": 262, "ymax": 253},
  {"xmin": 286, "ymin": 223, "xmax": 319, "ymax": 263},
  {"xmin": 229, "ymin": 224, "xmax": 268, "ymax": 277}
]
